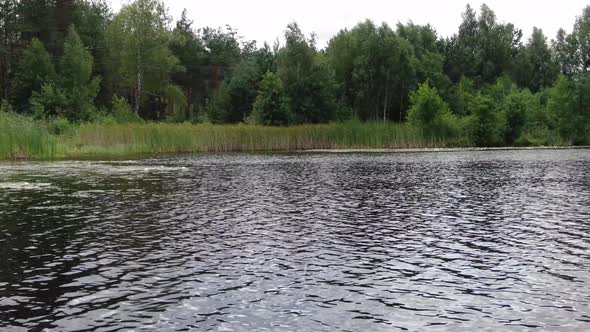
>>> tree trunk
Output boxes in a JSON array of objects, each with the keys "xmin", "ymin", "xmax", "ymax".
[
  {"xmin": 134, "ymin": 49, "xmax": 143, "ymax": 114},
  {"xmin": 399, "ymin": 88, "xmax": 404, "ymax": 122},
  {"xmin": 383, "ymin": 85, "xmax": 389, "ymax": 122}
]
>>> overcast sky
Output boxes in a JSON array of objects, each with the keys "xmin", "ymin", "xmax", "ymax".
[{"xmin": 111, "ymin": 0, "xmax": 588, "ymax": 48}]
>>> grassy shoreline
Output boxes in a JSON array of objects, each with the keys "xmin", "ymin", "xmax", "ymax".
[
  {"xmin": 0, "ymin": 120, "xmax": 457, "ymax": 160},
  {"xmin": 0, "ymin": 112, "xmax": 581, "ymax": 161}
]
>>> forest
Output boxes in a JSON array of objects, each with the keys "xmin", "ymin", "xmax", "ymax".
[{"xmin": 1, "ymin": 0, "xmax": 590, "ymax": 159}]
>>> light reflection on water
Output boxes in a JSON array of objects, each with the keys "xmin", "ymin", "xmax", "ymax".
[{"xmin": 1, "ymin": 150, "xmax": 590, "ymax": 331}]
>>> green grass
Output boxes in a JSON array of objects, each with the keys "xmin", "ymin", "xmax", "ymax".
[
  {"xmin": 63, "ymin": 121, "xmax": 453, "ymax": 157},
  {"xmin": 0, "ymin": 114, "xmax": 577, "ymax": 160},
  {"xmin": 0, "ymin": 112, "xmax": 58, "ymax": 160}
]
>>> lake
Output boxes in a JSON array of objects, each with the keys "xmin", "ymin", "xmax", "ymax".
[{"xmin": 1, "ymin": 150, "xmax": 590, "ymax": 331}]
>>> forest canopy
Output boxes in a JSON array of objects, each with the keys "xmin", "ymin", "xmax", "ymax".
[{"xmin": 1, "ymin": 1, "xmax": 590, "ymax": 146}]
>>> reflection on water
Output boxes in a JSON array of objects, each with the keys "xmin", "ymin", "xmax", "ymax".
[{"xmin": 1, "ymin": 150, "xmax": 590, "ymax": 331}]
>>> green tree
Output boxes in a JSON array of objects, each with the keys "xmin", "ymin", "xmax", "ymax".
[
  {"xmin": 442, "ymin": 4, "xmax": 479, "ymax": 82},
  {"xmin": 201, "ymin": 25, "xmax": 241, "ymax": 72},
  {"xmin": 31, "ymin": 26, "xmax": 100, "ymax": 121},
  {"xmin": 72, "ymin": 0, "xmax": 113, "ymax": 107},
  {"xmin": 447, "ymin": 77, "xmax": 475, "ymax": 117},
  {"xmin": 573, "ymin": 6, "xmax": 590, "ymax": 72},
  {"xmin": 170, "ymin": 9, "xmax": 206, "ymax": 113},
  {"xmin": 555, "ymin": 6, "xmax": 590, "ymax": 76},
  {"xmin": 111, "ymin": 94, "xmax": 133, "ymax": 121},
  {"xmin": 407, "ymin": 81, "xmax": 457, "ymax": 138},
  {"xmin": 513, "ymin": 28, "xmax": 558, "ymax": 92},
  {"xmin": 278, "ymin": 22, "xmax": 337, "ymax": 123},
  {"xmin": 12, "ymin": 38, "xmax": 56, "ymax": 112},
  {"xmin": 397, "ymin": 22, "xmax": 450, "ymax": 98},
  {"xmin": 327, "ymin": 20, "xmax": 411, "ymax": 121},
  {"xmin": 18, "ymin": 0, "xmax": 58, "ymax": 52},
  {"xmin": 483, "ymin": 75, "xmax": 517, "ymax": 106},
  {"xmin": 552, "ymin": 28, "xmax": 578, "ymax": 77},
  {"xmin": 54, "ymin": 0, "xmax": 76, "ymax": 52},
  {"xmin": 208, "ymin": 54, "xmax": 273, "ymax": 124},
  {"xmin": 547, "ymin": 74, "xmax": 590, "ymax": 144},
  {"xmin": 502, "ymin": 89, "xmax": 533, "ymax": 144},
  {"xmin": 106, "ymin": 0, "xmax": 183, "ymax": 117},
  {"xmin": 0, "ymin": 0, "xmax": 18, "ymax": 100},
  {"xmin": 248, "ymin": 71, "xmax": 292, "ymax": 126},
  {"xmin": 465, "ymin": 93, "xmax": 501, "ymax": 146},
  {"xmin": 443, "ymin": 4, "xmax": 521, "ymax": 85}
]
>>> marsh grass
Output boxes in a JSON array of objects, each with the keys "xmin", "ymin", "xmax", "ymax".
[
  {"xmin": 8, "ymin": 118, "xmax": 576, "ymax": 160},
  {"xmin": 0, "ymin": 112, "xmax": 58, "ymax": 160},
  {"xmin": 63, "ymin": 121, "xmax": 453, "ymax": 157}
]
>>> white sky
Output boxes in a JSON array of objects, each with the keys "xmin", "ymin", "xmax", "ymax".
[{"xmin": 111, "ymin": 0, "xmax": 588, "ymax": 48}]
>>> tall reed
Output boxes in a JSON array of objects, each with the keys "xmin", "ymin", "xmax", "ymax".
[
  {"xmin": 0, "ymin": 112, "xmax": 57, "ymax": 160},
  {"xmin": 64, "ymin": 121, "xmax": 455, "ymax": 157}
]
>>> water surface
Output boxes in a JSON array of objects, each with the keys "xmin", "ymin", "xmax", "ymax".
[{"xmin": 1, "ymin": 150, "xmax": 590, "ymax": 331}]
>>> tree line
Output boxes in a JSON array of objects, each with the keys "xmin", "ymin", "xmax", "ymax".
[{"xmin": 1, "ymin": 0, "xmax": 589, "ymax": 145}]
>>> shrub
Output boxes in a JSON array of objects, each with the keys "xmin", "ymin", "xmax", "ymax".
[
  {"xmin": 408, "ymin": 81, "xmax": 458, "ymax": 139},
  {"xmin": 464, "ymin": 93, "xmax": 502, "ymax": 146},
  {"xmin": 502, "ymin": 90, "xmax": 533, "ymax": 145},
  {"xmin": 547, "ymin": 74, "xmax": 590, "ymax": 145},
  {"xmin": 0, "ymin": 100, "xmax": 14, "ymax": 113},
  {"xmin": 248, "ymin": 72, "xmax": 293, "ymax": 126},
  {"xmin": 46, "ymin": 117, "xmax": 74, "ymax": 135},
  {"xmin": 111, "ymin": 95, "xmax": 142, "ymax": 123}
]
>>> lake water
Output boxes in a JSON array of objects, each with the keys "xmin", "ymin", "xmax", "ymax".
[{"xmin": 1, "ymin": 150, "xmax": 590, "ymax": 331}]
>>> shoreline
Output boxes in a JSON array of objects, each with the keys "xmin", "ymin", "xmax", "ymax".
[
  {"xmin": 2, "ymin": 117, "xmax": 586, "ymax": 161},
  {"xmin": 1, "ymin": 145, "xmax": 588, "ymax": 162},
  {"xmin": 301, "ymin": 146, "xmax": 590, "ymax": 154}
]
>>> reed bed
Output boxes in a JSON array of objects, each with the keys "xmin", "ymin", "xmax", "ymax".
[
  {"xmin": 0, "ymin": 117, "xmax": 464, "ymax": 160},
  {"xmin": 0, "ymin": 112, "xmax": 57, "ymax": 160},
  {"xmin": 64, "ymin": 121, "xmax": 454, "ymax": 157}
]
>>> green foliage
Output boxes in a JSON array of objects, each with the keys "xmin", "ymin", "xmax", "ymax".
[
  {"xmin": 327, "ymin": 20, "xmax": 443, "ymax": 121},
  {"xmin": 512, "ymin": 28, "xmax": 558, "ymax": 92},
  {"xmin": 248, "ymin": 72, "xmax": 292, "ymax": 126},
  {"xmin": 13, "ymin": 38, "xmax": 56, "ymax": 111},
  {"xmin": 335, "ymin": 103, "xmax": 354, "ymax": 122},
  {"xmin": 443, "ymin": 4, "xmax": 521, "ymax": 85},
  {"xmin": 447, "ymin": 77, "xmax": 476, "ymax": 116},
  {"xmin": 553, "ymin": 29, "xmax": 579, "ymax": 77},
  {"xmin": 30, "ymin": 27, "xmax": 100, "ymax": 122},
  {"xmin": 464, "ymin": 93, "xmax": 501, "ymax": 146},
  {"xmin": 0, "ymin": 110, "xmax": 56, "ymax": 159},
  {"xmin": 2, "ymin": 1, "xmax": 590, "ymax": 154},
  {"xmin": 46, "ymin": 116, "xmax": 74, "ymax": 135},
  {"xmin": 30, "ymin": 83, "xmax": 67, "ymax": 118},
  {"xmin": 207, "ymin": 81, "xmax": 231, "ymax": 124},
  {"xmin": 502, "ymin": 89, "xmax": 532, "ymax": 144},
  {"xmin": 573, "ymin": 7, "xmax": 590, "ymax": 72},
  {"xmin": 106, "ymin": 0, "xmax": 182, "ymax": 116},
  {"xmin": 278, "ymin": 23, "xmax": 337, "ymax": 124},
  {"xmin": 1, "ymin": 99, "xmax": 14, "ymax": 113},
  {"xmin": 408, "ymin": 81, "xmax": 458, "ymax": 138},
  {"xmin": 208, "ymin": 55, "xmax": 271, "ymax": 124},
  {"xmin": 547, "ymin": 74, "xmax": 590, "ymax": 144},
  {"xmin": 485, "ymin": 75, "xmax": 517, "ymax": 104},
  {"xmin": 65, "ymin": 121, "xmax": 447, "ymax": 157},
  {"xmin": 170, "ymin": 10, "xmax": 206, "ymax": 110},
  {"xmin": 0, "ymin": 0, "xmax": 18, "ymax": 100},
  {"xmin": 111, "ymin": 95, "xmax": 142, "ymax": 123},
  {"xmin": 72, "ymin": 1, "xmax": 112, "ymax": 101},
  {"xmin": 165, "ymin": 84, "xmax": 188, "ymax": 121}
]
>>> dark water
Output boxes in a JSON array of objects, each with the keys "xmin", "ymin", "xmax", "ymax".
[{"xmin": 1, "ymin": 150, "xmax": 590, "ymax": 331}]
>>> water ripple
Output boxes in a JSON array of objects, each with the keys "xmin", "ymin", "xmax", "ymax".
[{"xmin": 1, "ymin": 150, "xmax": 590, "ymax": 331}]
